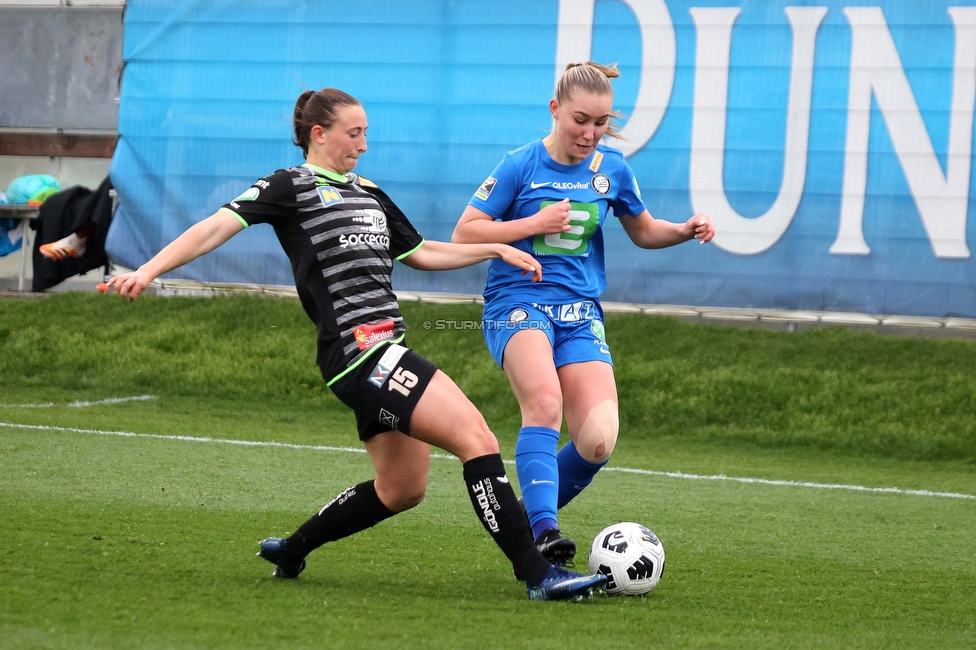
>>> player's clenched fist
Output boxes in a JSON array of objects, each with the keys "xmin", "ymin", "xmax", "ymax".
[
  {"xmin": 685, "ymin": 213, "xmax": 715, "ymax": 244},
  {"xmin": 532, "ymin": 197, "xmax": 573, "ymax": 235}
]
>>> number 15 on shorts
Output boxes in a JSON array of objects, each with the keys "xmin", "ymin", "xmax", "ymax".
[{"xmin": 388, "ymin": 367, "xmax": 418, "ymax": 396}]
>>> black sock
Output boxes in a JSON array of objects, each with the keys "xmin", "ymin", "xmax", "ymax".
[
  {"xmin": 285, "ymin": 480, "xmax": 395, "ymax": 558},
  {"xmin": 463, "ymin": 453, "xmax": 550, "ymax": 585}
]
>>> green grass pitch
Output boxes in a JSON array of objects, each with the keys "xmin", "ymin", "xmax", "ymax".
[{"xmin": 1, "ymin": 294, "xmax": 974, "ymax": 648}]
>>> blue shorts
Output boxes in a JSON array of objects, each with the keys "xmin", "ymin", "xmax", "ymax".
[{"xmin": 482, "ymin": 299, "xmax": 613, "ymax": 369}]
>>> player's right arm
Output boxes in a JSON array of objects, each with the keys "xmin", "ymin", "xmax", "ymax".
[
  {"xmin": 451, "ymin": 200, "xmax": 572, "ymax": 244},
  {"xmin": 106, "ymin": 210, "xmax": 245, "ymax": 301}
]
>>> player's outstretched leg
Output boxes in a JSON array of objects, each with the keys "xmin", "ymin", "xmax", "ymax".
[
  {"xmin": 256, "ymin": 479, "xmax": 395, "ymax": 578},
  {"xmin": 410, "ymin": 369, "xmax": 604, "ymax": 600},
  {"xmin": 462, "ymin": 453, "xmax": 604, "ymax": 600}
]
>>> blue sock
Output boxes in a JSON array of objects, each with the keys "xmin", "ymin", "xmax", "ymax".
[
  {"xmin": 515, "ymin": 426, "xmax": 560, "ymax": 540},
  {"xmin": 556, "ymin": 441, "xmax": 607, "ymax": 510}
]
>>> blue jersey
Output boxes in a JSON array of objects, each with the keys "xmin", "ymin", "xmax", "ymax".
[{"xmin": 468, "ymin": 139, "xmax": 646, "ymax": 305}]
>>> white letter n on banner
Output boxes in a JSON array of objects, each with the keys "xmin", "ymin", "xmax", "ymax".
[{"xmin": 832, "ymin": 7, "xmax": 976, "ymax": 259}]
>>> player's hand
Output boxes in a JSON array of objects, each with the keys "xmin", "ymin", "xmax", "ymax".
[
  {"xmin": 684, "ymin": 213, "xmax": 715, "ymax": 244},
  {"xmin": 496, "ymin": 245, "xmax": 542, "ymax": 282},
  {"xmin": 531, "ymin": 198, "xmax": 573, "ymax": 235},
  {"xmin": 104, "ymin": 269, "xmax": 155, "ymax": 301}
]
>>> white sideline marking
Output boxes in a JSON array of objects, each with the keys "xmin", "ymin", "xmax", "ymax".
[
  {"xmin": 0, "ymin": 421, "xmax": 367, "ymax": 456},
  {"xmin": 601, "ymin": 466, "xmax": 976, "ymax": 500},
  {"xmin": 0, "ymin": 396, "xmax": 157, "ymax": 409},
  {"xmin": 68, "ymin": 395, "xmax": 158, "ymax": 408},
  {"xmin": 1, "ymin": 421, "xmax": 974, "ymax": 501}
]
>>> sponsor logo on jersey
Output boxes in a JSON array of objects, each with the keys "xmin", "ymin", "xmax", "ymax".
[
  {"xmin": 588, "ymin": 151, "xmax": 604, "ymax": 172},
  {"xmin": 533, "ymin": 201, "xmax": 600, "ymax": 255},
  {"xmin": 633, "ymin": 175, "xmax": 642, "ymax": 199},
  {"xmin": 351, "ymin": 209, "xmax": 386, "ymax": 233},
  {"xmin": 234, "ymin": 187, "xmax": 260, "ymax": 202},
  {"xmin": 531, "ymin": 180, "xmax": 590, "ymax": 191},
  {"xmin": 474, "ymin": 176, "xmax": 497, "ymax": 201},
  {"xmin": 368, "ymin": 343, "xmax": 408, "ymax": 387},
  {"xmin": 354, "ymin": 320, "xmax": 396, "ymax": 351},
  {"xmin": 378, "ymin": 408, "xmax": 400, "ymax": 430},
  {"xmin": 508, "ymin": 308, "xmax": 529, "ymax": 324},
  {"xmin": 339, "ymin": 231, "xmax": 390, "ymax": 249},
  {"xmin": 318, "ymin": 185, "xmax": 346, "ymax": 208},
  {"xmin": 592, "ymin": 173, "xmax": 611, "ymax": 195}
]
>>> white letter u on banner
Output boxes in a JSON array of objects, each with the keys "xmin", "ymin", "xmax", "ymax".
[{"xmin": 689, "ymin": 7, "xmax": 827, "ymax": 256}]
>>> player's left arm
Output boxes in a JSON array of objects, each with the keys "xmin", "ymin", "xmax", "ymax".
[
  {"xmin": 618, "ymin": 210, "xmax": 715, "ymax": 249},
  {"xmin": 399, "ymin": 240, "xmax": 542, "ymax": 282}
]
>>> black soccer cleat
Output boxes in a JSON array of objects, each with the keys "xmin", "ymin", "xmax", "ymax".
[
  {"xmin": 257, "ymin": 537, "xmax": 306, "ymax": 579},
  {"xmin": 526, "ymin": 564, "xmax": 607, "ymax": 601},
  {"xmin": 535, "ymin": 528, "xmax": 577, "ymax": 566}
]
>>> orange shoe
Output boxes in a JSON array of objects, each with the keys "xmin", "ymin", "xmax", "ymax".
[{"xmin": 40, "ymin": 232, "xmax": 88, "ymax": 260}]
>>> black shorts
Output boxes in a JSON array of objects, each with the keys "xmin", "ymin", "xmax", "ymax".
[{"xmin": 329, "ymin": 343, "xmax": 439, "ymax": 441}]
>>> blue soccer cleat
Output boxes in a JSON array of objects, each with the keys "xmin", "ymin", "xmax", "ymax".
[
  {"xmin": 257, "ymin": 537, "xmax": 306, "ymax": 579},
  {"xmin": 527, "ymin": 564, "xmax": 607, "ymax": 601}
]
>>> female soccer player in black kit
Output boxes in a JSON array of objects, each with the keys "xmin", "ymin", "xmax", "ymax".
[{"xmin": 105, "ymin": 88, "xmax": 607, "ymax": 601}]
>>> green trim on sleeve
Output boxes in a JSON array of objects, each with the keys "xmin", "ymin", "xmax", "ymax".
[
  {"xmin": 395, "ymin": 239, "xmax": 425, "ymax": 261},
  {"xmin": 325, "ymin": 334, "xmax": 406, "ymax": 386},
  {"xmin": 219, "ymin": 207, "xmax": 249, "ymax": 228}
]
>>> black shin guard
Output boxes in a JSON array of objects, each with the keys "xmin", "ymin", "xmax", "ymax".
[
  {"xmin": 463, "ymin": 453, "xmax": 550, "ymax": 585},
  {"xmin": 285, "ymin": 480, "xmax": 395, "ymax": 558}
]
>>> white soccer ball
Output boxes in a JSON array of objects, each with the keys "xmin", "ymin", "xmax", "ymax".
[{"xmin": 588, "ymin": 522, "xmax": 666, "ymax": 596}]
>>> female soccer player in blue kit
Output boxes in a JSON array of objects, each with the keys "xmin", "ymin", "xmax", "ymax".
[{"xmin": 452, "ymin": 62, "xmax": 716, "ymax": 562}]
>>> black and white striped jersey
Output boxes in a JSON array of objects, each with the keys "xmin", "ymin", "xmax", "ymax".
[{"xmin": 221, "ymin": 163, "xmax": 424, "ymax": 384}]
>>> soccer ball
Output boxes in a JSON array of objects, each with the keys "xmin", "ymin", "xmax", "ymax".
[{"xmin": 588, "ymin": 522, "xmax": 666, "ymax": 596}]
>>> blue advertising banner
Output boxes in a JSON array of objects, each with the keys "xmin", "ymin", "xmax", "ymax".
[{"xmin": 106, "ymin": 0, "xmax": 976, "ymax": 317}]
